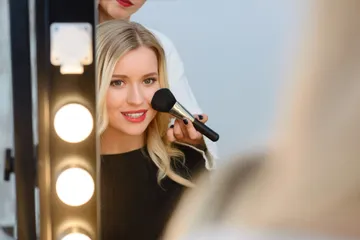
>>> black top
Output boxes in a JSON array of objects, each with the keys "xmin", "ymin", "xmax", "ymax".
[{"xmin": 100, "ymin": 144, "xmax": 206, "ymax": 240}]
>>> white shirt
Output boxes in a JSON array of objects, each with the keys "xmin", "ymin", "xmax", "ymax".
[{"xmin": 146, "ymin": 26, "xmax": 219, "ymax": 170}]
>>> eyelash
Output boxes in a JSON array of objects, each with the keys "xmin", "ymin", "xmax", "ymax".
[
  {"xmin": 110, "ymin": 80, "xmax": 124, "ymax": 87},
  {"xmin": 110, "ymin": 78, "xmax": 157, "ymax": 87},
  {"xmin": 143, "ymin": 77, "xmax": 157, "ymax": 85}
]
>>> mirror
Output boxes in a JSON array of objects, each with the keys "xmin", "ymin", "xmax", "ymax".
[{"xmin": 0, "ymin": 0, "xmax": 306, "ymax": 238}]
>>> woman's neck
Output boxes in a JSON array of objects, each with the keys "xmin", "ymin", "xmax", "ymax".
[
  {"xmin": 98, "ymin": 6, "xmax": 113, "ymax": 23},
  {"xmin": 101, "ymin": 127, "xmax": 145, "ymax": 155}
]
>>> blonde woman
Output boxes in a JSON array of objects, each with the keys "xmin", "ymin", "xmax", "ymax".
[
  {"xmin": 98, "ymin": 0, "xmax": 219, "ymax": 163},
  {"xmin": 164, "ymin": 0, "xmax": 360, "ymax": 239},
  {"xmin": 97, "ymin": 19, "xmax": 212, "ymax": 239}
]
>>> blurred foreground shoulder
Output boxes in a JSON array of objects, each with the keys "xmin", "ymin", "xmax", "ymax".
[{"xmin": 163, "ymin": 151, "xmax": 267, "ymax": 240}]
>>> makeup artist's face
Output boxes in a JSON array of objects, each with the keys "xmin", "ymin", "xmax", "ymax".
[
  {"xmin": 106, "ymin": 46, "xmax": 160, "ymax": 136},
  {"xmin": 99, "ymin": 0, "xmax": 146, "ymax": 20}
]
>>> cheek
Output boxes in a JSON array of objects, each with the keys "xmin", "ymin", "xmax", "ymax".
[
  {"xmin": 106, "ymin": 90, "xmax": 125, "ymax": 112},
  {"xmin": 144, "ymin": 84, "xmax": 160, "ymax": 105}
]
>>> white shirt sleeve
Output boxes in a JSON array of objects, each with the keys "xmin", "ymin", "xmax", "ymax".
[{"xmin": 146, "ymin": 27, "xmax": 219, "ymax": 169}]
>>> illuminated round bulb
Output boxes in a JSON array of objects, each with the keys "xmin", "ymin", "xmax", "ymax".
[
  {"xmin": 54, "ymin": 103, "xmax": 93, "ymax": 143},
  {"xmin": 61, "ymin": 233, "xmax": 91, "ymax": 240},
  {"xmin": 56, "ymin": 167, "xmax": 94, "ymax": 206}
]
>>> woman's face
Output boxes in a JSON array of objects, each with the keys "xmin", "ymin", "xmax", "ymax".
[
  {"xmin": 106, "ymin": 46, "xmax": 160, "ymax": 136},
  {"xmin": 99, "ymin": 0, "xmax": 146, "ymax": 20}
]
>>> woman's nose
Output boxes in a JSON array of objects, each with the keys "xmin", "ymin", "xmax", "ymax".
[{"xmin": 127, "ymin": 85, "xmax": 144, "ymax": 105}]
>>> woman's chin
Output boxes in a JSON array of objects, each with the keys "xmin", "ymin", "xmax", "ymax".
[
  {"xmin": 120, "ymin": 125, "xmax": 147, "ymax": 137},
  {"xmin": 108, "ymin": 8, "xmax": 131, "ymax": 20}
]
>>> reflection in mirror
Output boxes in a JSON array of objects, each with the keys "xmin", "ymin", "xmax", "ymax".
[
  {"xmin": 0, "ymin": 0, "xmax": 306, "ymax": 239},
  {"xmin": 132, "ymin": 0, "xmax": 304, "ymax": 161},
  {"xmin": 95, "ymin": 0, "xmax": 304, "ymax": 238},
  {"xmin": 96, "ymin": 19, "xmax": 211, "ymax": 239},
  {"xmin": 97, "ymin": 1, "xmax": 220, "ymax": 238}
]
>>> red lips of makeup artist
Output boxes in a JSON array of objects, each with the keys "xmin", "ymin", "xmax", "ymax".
[{"xmin": 116, "ymin": 0, "xmax": 134, "ymax": 7}]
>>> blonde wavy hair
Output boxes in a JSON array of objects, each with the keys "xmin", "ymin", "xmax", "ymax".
[{"xmin": 96, "ymin": 19, "xmax": 194, "ymax": 188}]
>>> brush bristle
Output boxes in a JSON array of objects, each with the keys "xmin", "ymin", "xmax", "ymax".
[{"xmin": 151, "ymin": 88, "xmax": 177, "ymax": 112}]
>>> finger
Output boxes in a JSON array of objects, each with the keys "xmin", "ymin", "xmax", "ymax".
[
  {"xmin": 194, "ymin": 114, "xmax": 208, "ymax": 123},
  {"xmin": 167, "ymin": 125, "xmax": 176, "ymax": 142},
  {"xmin": 183, "ymin": 118, "xmax": 202, "ymax": 140},
  {"xmin": 177, "ymin": 118, "xmax": 189, "ymax": 138},
  {"xmin": 173, "ymin": 120, "xmax": 184, "ymax": 140},
  {"xmin": 174, "ymin": 118, "xmax": 189, "ymax": 139}
]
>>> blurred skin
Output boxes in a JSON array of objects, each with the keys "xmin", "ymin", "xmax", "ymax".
[
  {"xmin": 165, "ymin": 1, "xmax": 360, "ymax": 239},
  {"xmin": 101, "ymin": 46, "xmax": 159, "ymax": 154}
]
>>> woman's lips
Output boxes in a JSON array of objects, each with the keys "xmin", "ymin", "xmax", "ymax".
[
  {"xmin": 121, "ymin": 110, "xmax": 147, "ymax": 123},
  {"xmin": 116, "ymin": 0, "xmax": 134, "ymax": 7}
]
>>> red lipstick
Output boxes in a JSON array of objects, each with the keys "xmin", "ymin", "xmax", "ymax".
[
  {"xmin": 121, "ymin": 110, "xmax": 147, "ymax": 123},
  {"xmin": 116, "ymin": 0, "xmax": 134, "ymax": 7}
]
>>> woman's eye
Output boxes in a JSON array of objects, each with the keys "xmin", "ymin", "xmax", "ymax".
[
  {"xmin": 143, "ymin": 78, "xmax": 157, "ymax": 85},
  {"xmin": 110, "ymin": 80, "xmax": 123, "ymax": 87}
]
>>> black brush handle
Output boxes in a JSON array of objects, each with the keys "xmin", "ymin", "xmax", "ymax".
[{"xmin": 192, "ymin": 119, "xmax": 219, "ymax": 142}]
